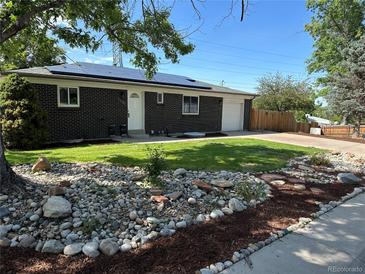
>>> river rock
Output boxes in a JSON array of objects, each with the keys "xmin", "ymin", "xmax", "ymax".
[
  {"xmin": 173, "ymin": 168, "xmax": 187, "ymax": 177},
  {"xmin": 64, "ymin": 243, "xmax": 83, "ymax": 256},
  {"xmin": 0, "ymin": 207, "xmax": 10, "ymax": 218},
  {"xmin": 228, "ymin": 198, "xmax": 246, "ymax": 212},
  {"xmin": 99, "ymin": 239, "xmax": 119, "ymax": 256},
  {"xmin": 43, "ymin": 196, "xmax": 72, "ymax": 218},
  {"xmin": 210, "ymin": 179, "xmax": 233, "ymax": 188},
  {"xmin": 337, "ymin": 173, "xmax": 361, "ymax": 184},
  {"xmin": 210, "ymin": 209, "xmax": 224, "ymax": 219},
  {"xmin": 82, "ymin": 241, "xmax": 100, "ymax": 257},
  {"xmin": 18, "ymin": 235, "xmax": 36, "ymax": 248},
  {"xmin": 42, "ymin": 240, "xmax": 65, "ymax": 253}
]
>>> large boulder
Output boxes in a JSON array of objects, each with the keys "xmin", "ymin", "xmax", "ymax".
[
  {"xmin": 228, "ymin": 198, "xmax": 246, "ymax": 212},
  {"xmin": 32, "ymin": 157, "xmax": 51, "ymax": 172},
  {"xmin": 43, "ymin": 196, "xmax": 72, "ymax": 218},
  {"xmin": 41, "ymin": 240, "xmax": 64, "ymax": 253},
  {"xmin": 99, "ymin": 239, "xmax": 119, "ymax": 256},
  {"xmin": 337, "ymin": 173, "xmax": 361, "ymax": 184}
]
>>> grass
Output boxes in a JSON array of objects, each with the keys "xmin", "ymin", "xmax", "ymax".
[{"xmin": 6, "ymin": 138, "xmax": 323, "ymax": 172}]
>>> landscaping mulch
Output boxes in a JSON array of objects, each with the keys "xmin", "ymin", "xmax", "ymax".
[{"xmin": 0, "ymin": 177, "xmax": 360, "ymax": 274}]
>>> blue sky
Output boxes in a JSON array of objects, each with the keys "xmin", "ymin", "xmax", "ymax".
[{"xmin": 63, "ymin": 0, "xmax": 315, "ymax": 94}]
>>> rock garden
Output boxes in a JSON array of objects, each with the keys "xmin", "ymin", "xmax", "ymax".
[{"xmin": 0, "ymin": 152, "xmax": 364, "ymax": 274}]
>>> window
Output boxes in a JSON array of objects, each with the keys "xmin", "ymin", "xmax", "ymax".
[
  {"xmin": 58, "ymin": 87, "xmax": 79, "ymax": 107},
  {"xmin": 182, "ymin": 96, "xmax": 199, "ymax": 115},
  {"xmin": 157, "ymin": 92, "xmax": 164, "ymax": 104}
]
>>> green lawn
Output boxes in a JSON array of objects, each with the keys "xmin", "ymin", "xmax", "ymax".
[{"xmin": 6, "ymin": 138, "xmax": 323, "ymax": 172}]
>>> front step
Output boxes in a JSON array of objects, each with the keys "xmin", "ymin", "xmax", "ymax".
[{"xmin": 128, "ymin": 130, "xmax": 149, "ymax": 138}]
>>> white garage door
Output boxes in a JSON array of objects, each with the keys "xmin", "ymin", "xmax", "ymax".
[{"xmin": 222, "ymin": 102, "xmax": 243, "ymax": 131}]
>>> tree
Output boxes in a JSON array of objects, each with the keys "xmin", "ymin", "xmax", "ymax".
[
  {"xmin": 327, "ymin": 36, "xmax": 365, "ymax": 135},
  {"xmin": 0, "ymin": 74, "xmax": 48, "ymax": 149},
  {"xmin": 0, "ymin": 0, "xmax": 195, "ymax": 78},
  {"xmin": 305, "ymin": 0, "xmax": 365, "ymax": 83},
  {"xmin": 253, "ymin": 73, "xmax": 315, "ymax": 121},
  {"xmin": 0, "ymin": 29, "xmax": 65, "ymax": 71},
  {"xmin": 0, "ymin": 0, "xmax": 248, "ymax": 192}
]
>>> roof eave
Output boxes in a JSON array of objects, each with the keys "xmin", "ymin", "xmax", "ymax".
[{"xmin": 1, "ymin": 70, "xmax": 257, "ymax": 98}]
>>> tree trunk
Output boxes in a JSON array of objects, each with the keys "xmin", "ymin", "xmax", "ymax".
[{"xmin": 0, "ymin": 127, "xmax": 25, "ymax": 193}]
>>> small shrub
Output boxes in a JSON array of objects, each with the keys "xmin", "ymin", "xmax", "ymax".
[
  {"xmin": 234, "ymin": 180, "xmax": 267, "ymax": 201},
  {"xmin": 82, "ymin": 218, "xmax": 100, "ymax": 235},
  {"xmin": 143, "ymin": 145, "xmax": 167, "ymax": 187},
  {"xmin": 0, "ymin": 74, "xmax": 48, "ymax": 149},
  {"xmin": 309, "ymin": 153, "xmax": 331, "ymax": 166}
]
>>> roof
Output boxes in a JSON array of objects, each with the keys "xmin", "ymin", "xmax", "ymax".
[{"xmin": 2, "ymin": 62, "xmax": 256, "ymax": 97}]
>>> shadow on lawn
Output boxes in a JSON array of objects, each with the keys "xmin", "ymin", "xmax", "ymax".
[{"xmin": 106, "ymin": 143, "xmax": 309, "ymax": 172}]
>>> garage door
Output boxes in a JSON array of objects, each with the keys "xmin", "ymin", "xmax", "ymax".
[{"xmin": 222, "ymin": 102, "xmax": 243, "ymax": 131}]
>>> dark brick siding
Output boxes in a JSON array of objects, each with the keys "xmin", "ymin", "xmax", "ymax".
[
  {"xmin": 33, "ymin": 84, "xmax": 127, "ymax": 142},
  {"xmin": 145, "ymin": 91, "xmax": 223, "ymax": 133}
]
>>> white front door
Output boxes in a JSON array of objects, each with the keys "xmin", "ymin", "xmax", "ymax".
[
  {"xmin": 128, "ymin": 91, "xmax": 143, "ymax": 130},
  {"xmin": 222, "ymin": 101, "xmax": 244, "ymax": 131}
]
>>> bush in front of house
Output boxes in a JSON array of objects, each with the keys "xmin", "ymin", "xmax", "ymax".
[
  {"xmin": 143, "ymin": 145, "xmax": 167, "ymax": 187},
  {"xmin": 234, "ymin": 180, "xmax": 267, "ymax": 202},
  {"xmin": 309, "ymin": 153, "xmax": 331, "ymax": 166},
  {"xmin": 0, "ymin": 74, "xmax": 48, "ymax": 149}
]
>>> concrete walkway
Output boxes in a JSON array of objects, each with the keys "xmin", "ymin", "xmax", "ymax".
[
  {"xmin": 222, "ymin": 193, "xmax": 365, "ymax": 274},
  {"xmin": 119, "ymin": 131, "xmax": 365, "ymax": 156},
  {"xmin": 250, "ymin": 133, "xmax": 365, "ymax": 156}
]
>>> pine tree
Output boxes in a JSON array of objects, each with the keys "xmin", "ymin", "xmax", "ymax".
[
  {"xmin": 0, "ymin": 74, "xmax": 48, "ymax": 149},
  {"xmin": 327, "ymin": 36, "xmax": 365, "ymax": 136}
]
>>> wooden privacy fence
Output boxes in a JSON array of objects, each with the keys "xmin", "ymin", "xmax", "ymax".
[
  {"xmin": 250, "ymin": 109, "xmax": 317, "ymax": 133},
  {"xmin": 321, "ymin": 125, "xmax": 365, "ymax": 137}
]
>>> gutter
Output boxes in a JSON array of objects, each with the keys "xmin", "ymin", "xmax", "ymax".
[{"xmin": 1, "ymin": 70, "xmax": 257, "ymax": 99}]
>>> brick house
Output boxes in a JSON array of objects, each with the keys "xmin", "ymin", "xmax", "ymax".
[{"xmin": 2, "ymin": 62, "xmax": 256, "ymax": 142}]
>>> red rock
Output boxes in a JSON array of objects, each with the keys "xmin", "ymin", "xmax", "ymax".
[
  {"xmin": 151, "ymin": 195, "xmax": 168, "ymax": 203},
  {"xmin": 260, "ymin": 174, "xmax": 286, "ymax": 183},
  {"xmin": 59, "ymin": 180, "xmax": 71, "ymax": 187},
  {"xmin": 32, "ymin": 157, "xmax": 51, "ymax": 172},
  {"xmin": 310, "ymin": 187, "xmax": 324, "ymax": 194},
  {"xmin": 166, "ymin": 191, "xmax": 183, "ymax": 200},
  {"xmin": 150, "ymin": 188, "xmax": 163, "ymax": 195},
  {"xmin": 48, "ymin": 186, "xmax": 65, "ymax": 196},
  {"xmin": 287, "ymin": 177, "xmax": 305, "ymax": 184},
  {"xmin": 192, "ymin": 179, "xmax": 213, "ymax": 192}
]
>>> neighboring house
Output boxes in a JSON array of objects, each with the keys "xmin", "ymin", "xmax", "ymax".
[{"xmin": 1, "ymin": 62, "xmax": 255, "ymax": 142}]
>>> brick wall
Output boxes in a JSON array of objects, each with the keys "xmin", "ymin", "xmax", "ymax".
[
  {"xmin": 145, "ymin": 91, "xmax": 223, "ymax": 133},
  {"xmin": 33, "ymin": 84, "xmax": 127, "ymax": 142}
]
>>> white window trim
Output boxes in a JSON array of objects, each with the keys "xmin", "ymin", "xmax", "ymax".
[
  {"xmin": 57, "ymin": 86, "xmax": 80, "ymax": 107},
  {"xmin": 157, "ymin": 92, "xmax": 164, "ymax": 104},
  {"xmin": 182, "ymin": 95, "xmax": 199, "ymax": 115}
]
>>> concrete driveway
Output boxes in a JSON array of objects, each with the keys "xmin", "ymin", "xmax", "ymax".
[
  {"xmin": 222, "ymin": 193, "xmax": 365, "ymax": 274},
  {"xmin": 249, "ymin": 133, "xmax": 365, "ymax": 156}
]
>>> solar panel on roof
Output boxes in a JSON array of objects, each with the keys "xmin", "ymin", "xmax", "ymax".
[{"xmin": 46, "ymin": 62, "xmax": 211, "ymax": 89}]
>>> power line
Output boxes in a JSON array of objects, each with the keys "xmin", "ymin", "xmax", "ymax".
[
  {"xmin": 163, "ymin": 62, "xmax": 306, "ymax": 77},
  {"xmin": 191, "ymin": 38, "xmax": 304, "ymax": 60},
  {"xmin": 166, "ymin": 56, "xmax": 305, "ymax": 74}
]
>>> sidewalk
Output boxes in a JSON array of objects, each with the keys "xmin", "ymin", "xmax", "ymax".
[{"xmin": 222, "ymin": 193, "xmax": 365, "ymax": 274}]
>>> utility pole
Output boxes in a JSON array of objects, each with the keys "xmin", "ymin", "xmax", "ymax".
[{"xmin": 112, "ymin": 42, "xmax": 123, "ymax": 67}]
